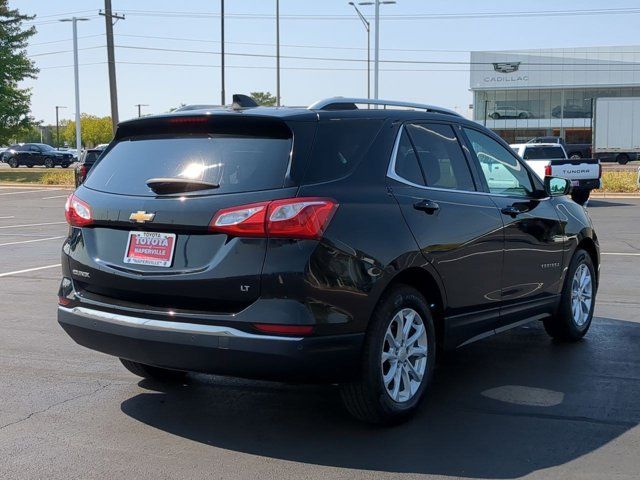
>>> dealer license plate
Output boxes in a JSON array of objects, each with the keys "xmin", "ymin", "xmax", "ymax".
[{"xmin": 124, "ymin": 231, "xmax": 176, "ymax": 267}]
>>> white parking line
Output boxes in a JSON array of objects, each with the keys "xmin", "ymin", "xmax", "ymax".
[
  {"xmin": 0, "ymin": 189, "xmax": 61, "ymax": 196},
  {"xmin": 0, "ymin": 264, "xmax": 61, "ymax": 278},
  {"xmin": 42, "ymin": 194, "xmax": 69, "ymax": 200},
  {"xmin": 602, "ymin": 252, "xmax": 640, "ymax": 256},
  {"xmin": 0, "ymin": 216, "xmax": 15, "ymax": 219},
  {"xmin": 0, "ymin": 236, "xmax": 65, "ymax": 247},
  {"xmin": 0, "ymin": 221, "xmax": 66, "ymax": 230}
]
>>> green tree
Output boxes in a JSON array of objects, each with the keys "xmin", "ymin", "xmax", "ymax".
[
  {"xmin": 250, "ymin": 91, "xmax": 277, "ymax": 106},
  {"xmin": 0, "ymin": 1, "xmax": 38, "ymax": 145},
  {"xmin": 61, "ymin": 114, "xmax": 114, "ymax": 147}
]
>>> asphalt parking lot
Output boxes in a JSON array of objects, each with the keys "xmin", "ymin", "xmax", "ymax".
[{"xmin": 0, "ymin": 188, "xmax": 639, "ymax": 480}]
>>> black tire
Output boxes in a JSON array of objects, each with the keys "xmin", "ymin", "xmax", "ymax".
[
  {"xmin": 617, "ymin": 153, "xmax": 629, "ymax": 165},
  {"xmin": 518, "ymin": 112, "xmax": 528, "ymax": 119},
  {"xmin": 569, "ymin": 153, "xmax": 582, "ymax": 159},
  {"xmin": 44, "ymin": 158, "xmax": 54, "ymax": 168},
  {"xmin": 26, "ymin": 164, "xmax": 34, "ymax": 168},
  {"xmin": 571, "ymin": 189, "xmax": 590, "ymax": 205},
  {"xmin": 8, "ymin": 158, "xmax": 18, "ymax": 168},
  {"xmin": 490, "ymin": 112, "xmax": 501, "ymax": 119},
  {"xmin": 119, "ymin": 358, "xmax": 188, "ymax": 383},
  {"xmin": 61, "ymin": 162, "xmax": 70, "ymax": 168},
  {"xmin": 543, "ymin": 249, "xmax": 596, "ymax": 342},
  {"xmin": 340, "ymin": 285, "xmax": 436, "ymax": 425}
]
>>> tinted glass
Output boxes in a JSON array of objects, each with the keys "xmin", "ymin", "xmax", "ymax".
[
  {"xmin": 393, "ymin": 129, "xmax": 425, "ymax": 186},
  {"xmin": 523, "ymin": 146, "xmax": 565, "ymax": 160},
  {"xmin": 303, "ymin": 119, "xmax": 383, "ymax": 183},
  {"xmin": 83, "ymin": 151, "xmax": 101, "ymax": 164},
  {"xmin": 85, "ymin": 135, "xmax": 293, "ymax": 197},
  {"xmin": 405, "ymin": 123, "xmax": 475, "ymax": 191},
  {"xmin": 464, "ymin": 128, "xmax": 534, "ymax": 197}
]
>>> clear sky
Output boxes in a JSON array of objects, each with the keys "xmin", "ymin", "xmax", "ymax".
[{"xmin": 17, "ymin": 0, "xmax": 640, "ymax": 125}]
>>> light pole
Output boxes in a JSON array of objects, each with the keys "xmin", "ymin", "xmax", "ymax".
[
  {"xmin": 348, "ymin": 2, "xmax": 370, "ymax": 99},
  {"xmin": 135, "ymin": 104, "xmax": 149, "ymax": 117},
  {"xmin": 59, "ymin": 17, "xmax": 89, "ymax": 155},
  {"xmin": 55, "ymin": 105, "xmax": 67, "ymax": 148},
  {"xmin": 220, "ymin": 0, "xmax": 225, "ymax": 105},
  {"xmin": 357, "ymin": 1, "xmax": 396, "ymax": 100},
  {"xmin": 276, "ymin": 0, "xmax": 281, "ymax": 106}
]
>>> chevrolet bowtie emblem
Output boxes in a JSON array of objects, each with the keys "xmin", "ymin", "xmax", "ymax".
[{"xmin": 129, "ymin": 211, "xmax": 155, "ymax": 223}]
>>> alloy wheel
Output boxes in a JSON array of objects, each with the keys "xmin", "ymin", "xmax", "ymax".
[
  {"xmin": 381, "ymin": 308, "xmax": 428, "ymax": 403},
  {"xmin": 571, "ymin": 263, "xmax": 593, "ymax": 327}
]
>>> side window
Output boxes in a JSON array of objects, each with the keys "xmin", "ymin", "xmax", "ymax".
[
  {"xmin": 463, "ymin": 128, "xmax": 534, "ymax": 197},
  {"xmin": 405, "ymin": 123, "xmax": 476, "ymax": 191},
  {"xmin": 393, "ymin": 129, "xmax": 425, "ymax": 186},
  {"xmin": 303, "ymin": 119, "xmax": 384, "ymax": 184},
  {"xmin": 29, "ymin": 145, "xmax": 40, "ymax": 152}
]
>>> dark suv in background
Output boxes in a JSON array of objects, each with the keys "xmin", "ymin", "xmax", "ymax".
[
  {"xmin": 58, "ymin": 97, "xmax": 599, "ymax": 424},
  {"xmin": 1, "ymin": 143, "xmax": 74, "ymax": 168}
]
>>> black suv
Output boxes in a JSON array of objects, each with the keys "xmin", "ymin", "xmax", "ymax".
[
  {"xmin": 58, "ymin": 97, "xmax": 600, "ymax": 424},
  {"xmin": 2, "ymin": 143, "xmax": 73, "ymax": 168},
  {"xmin": 75, "ymin": 146, "xmax": 106, "ymax": 186}
]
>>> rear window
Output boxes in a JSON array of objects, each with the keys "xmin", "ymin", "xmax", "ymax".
[
  {"xmin": 303, "ymin": 119, "xmax": 383, "ymax": 183},
  {"xmin": 523, "ymin": 146, "xmax": 565, "ymax": 160},
  {"xmin": 82, "ymin": 151, "xmax": 101, "ymax": 164},
  {"xmin": 84, "ymin": 135, "xmax": 293, "ymax": 196}
]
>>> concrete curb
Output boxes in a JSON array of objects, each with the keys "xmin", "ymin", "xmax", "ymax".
[{"xmin": 591, "ymin": 192, "xmax": 640, "ymax": 198}]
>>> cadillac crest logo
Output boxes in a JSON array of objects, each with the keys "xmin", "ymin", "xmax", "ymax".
[{"xmin": 493, "ymin": 62, "xmax": 521, "ymax": 73}]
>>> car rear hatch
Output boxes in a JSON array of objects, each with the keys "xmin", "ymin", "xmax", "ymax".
[{"xmin": 67, "ymin": 113, "xmax": 307, "ymax": 315}]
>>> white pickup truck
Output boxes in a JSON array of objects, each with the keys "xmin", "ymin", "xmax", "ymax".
[{"xmin": 510, "ymin": 143, "xmax": 601, "ymax": 205}]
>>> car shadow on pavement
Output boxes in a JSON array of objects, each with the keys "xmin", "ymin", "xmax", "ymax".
[
  {"xmin": 121, "ymin": 317, "xmax": 640, "ymax": 478},
  {"xmin": 587, "ymin": 200, "xmax": 634, "ymax": 208}
]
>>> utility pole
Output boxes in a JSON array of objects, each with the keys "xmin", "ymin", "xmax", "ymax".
[
  {"xmin": 276, "ymin": 0, "xmax": 281, "ymax": 106},
  {"xmin": 220, "ymin": 0, "xmax": 225, "ymax": 105},
  {"xmin": 55, "ymin": 105, "xmax": 67, "ymax": 148},
  {"xmin": 99, "ymin": 1, "xmax": 125, "ymax": 134},
  {"xmin": 60, "ymin": 17, "xmax": 89, "ymax": 156},
  {"xmin": 357, "ymin": 1, "xmax": 395, "ymax": 101},
  {"xmin": 348, "ymin": 2, "xmax": 370, "ymax": 99},
  {"xmin": 135, "ymin": 104, "xmax": 149, "ymax": 117}
]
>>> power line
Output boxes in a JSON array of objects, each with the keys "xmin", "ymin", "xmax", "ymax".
[
  {"xmin": 112, "ymin": 44, "xmax": 640, "ymax": 67},
  {"xmin": 116, "ymin": 7, "xmax": 640, "ymax": 20},
  {"xmin": 30, "ymin": 46, "xmax": 106, "ymax": 57}
]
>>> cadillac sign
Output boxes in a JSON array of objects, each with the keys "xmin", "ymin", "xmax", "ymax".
[
  {"xmin": 493, "ymin": 62, "xmax": 521, "ymax": 73},
  {"xmin": 483, "ymin": 61, "xmax": 528, "ymax": 83}
]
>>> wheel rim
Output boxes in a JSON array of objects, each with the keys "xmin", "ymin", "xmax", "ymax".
[
  {"xmin": 571, "ymin": 264, "xmax": 593, "ymax": 327},
  {"xmin": 381, "ymin": 308, "xmax": 428, "ymax": 403}
]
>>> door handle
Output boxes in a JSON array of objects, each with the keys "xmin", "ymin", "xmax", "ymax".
[
  {"xmin": 501, "ymin": 205, "xmax": 523, "ymax": 217},
  {"xmin": 413, "ymin": 199, "xmax": 440, "ymax": 214}
]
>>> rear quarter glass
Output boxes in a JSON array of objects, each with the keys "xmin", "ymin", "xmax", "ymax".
[{"xmin": 84, "ymin": 134, "xmax": 293, "ymax": 197}]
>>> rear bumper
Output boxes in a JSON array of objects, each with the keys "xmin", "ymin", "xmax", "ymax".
[
  {"xmin": 58, "ymin": 306, "xmax": 364, "ymax": 383},
  {"xmin": 573, "ymin": 178, "xmax": 601, "ymax": 191}
]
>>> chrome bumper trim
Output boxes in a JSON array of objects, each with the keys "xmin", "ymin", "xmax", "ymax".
[{"xmin": 58, "ymin": 306, "xmax": 303, "ymax": 341}]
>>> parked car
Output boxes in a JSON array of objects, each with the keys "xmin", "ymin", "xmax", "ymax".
[
  {"xmin": 75, "ymin": 147, "xmax": 105, "ymax": 186},
  {"xmin": 552, "ymin": 104, "xmax": 591, "ymax": 119},
  {"xmin": 1, "ymin": 143, "xmax": 74, "ymax": 168},
  {"xmin": 511, "ymin": 143, "xmax": 601, "ymax": 205},
  {"xmin": 58, "ymin": 96, "xmax": 600, "ymax": 425},
  {"xmin": 489, "ymin": 106, "xmax": 533, "ymax": 119},
  {"xmin": 527, "ymin": 136, "xmax": 592, "ymax": 159},
  {"xmin": 593, "ymin": 97, "xmax": 640, "ymax": 165}
]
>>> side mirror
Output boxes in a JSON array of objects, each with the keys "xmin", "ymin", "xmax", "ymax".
[{"xmin": 544, "ymin": 176, "xmax": 572, "ymax": 197}]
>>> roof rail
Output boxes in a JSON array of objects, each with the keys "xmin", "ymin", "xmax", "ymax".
[{"xmin": 308, "ymin": 97, "xmax": 462, "ymax": 117}]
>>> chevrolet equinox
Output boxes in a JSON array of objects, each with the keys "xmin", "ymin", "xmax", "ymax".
[{"xmin": 58, "ymin": 96, "xmax": 600, "ymax": 424}]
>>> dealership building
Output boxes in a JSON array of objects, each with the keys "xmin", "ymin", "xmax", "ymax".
[{"xmin": 470, "ymin": 46, "xmax": 640, "ymax": 144}]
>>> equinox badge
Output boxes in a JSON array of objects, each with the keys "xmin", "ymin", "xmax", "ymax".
[{"xmin": 129, "ymin": 211, "xmax": 156, "ymax": 223}]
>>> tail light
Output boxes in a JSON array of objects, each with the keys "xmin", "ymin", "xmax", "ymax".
[
  {"xmin": 65, "ymin": 193, "xmax": 93, "ymax": 227},
  {"xmin": 210, "ymin": 197, "xmax": 338, "ymax": 240},
  {"xmin": 79, "ymin": 164, "xmax": 87, "ymax": 180},
  {"xmin": 544, "ymin": 164, "xmax": 552, "ymax": 177}
]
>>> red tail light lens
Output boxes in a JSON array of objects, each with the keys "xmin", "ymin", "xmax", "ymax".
[
  {"xmin": 254, "ymin": 324, "xmax": 314, "ymax": 336},
  {"xmin": 65, "ymin": 193, "xmax": 93, "ymax": 227},
  {"xmin": 544, "ymin": 164, "xmax": 552, "ymax": 177},
  {"xmin": 79, "ymin": 164, "xmax": 87, "ymax": 179},
  {"xmin": 209, "ymin": 197, "xmax": 338, "ymax": 240},
  {"xmin": 210, "ymin": 201, "xmax": 268, "ymax": 237}
]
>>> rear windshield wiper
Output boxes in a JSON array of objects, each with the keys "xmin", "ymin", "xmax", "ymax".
[{"xmin": 146, "ymin": 177, "xmax": 220, "ymax": 195}]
